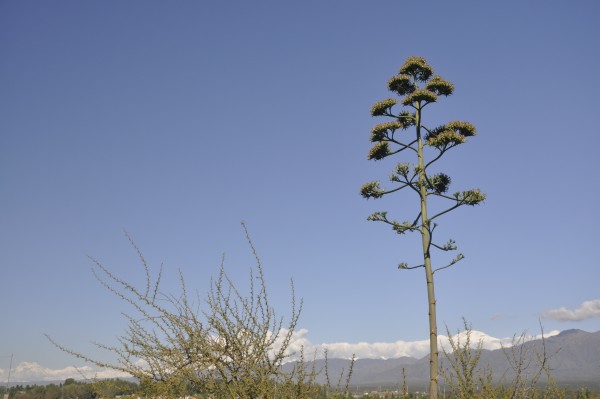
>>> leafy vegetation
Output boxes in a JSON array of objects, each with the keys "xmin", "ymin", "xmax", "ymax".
[{"xmin": 47, "ymin": 224, "xmax": 353, "ymax": 399}]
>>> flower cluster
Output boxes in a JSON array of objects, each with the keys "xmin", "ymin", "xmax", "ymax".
[
  {"xmin": 399, "ymin": 56, "xmax": 434, "ymax": 82},
  {"xmin": 360, "ymin": 181, "xmax": 385, "ymax": 199},
  {"xmin": 426, "ymin": 130, "xmax": 466, "ymax": 148},
  {"xmin": 373, "ymin": 57, "xmax": 456, "ymax": 112},
  {"xmin": 446, "ymin": 120, "xmax": 476, "ymax": 137},
  {"xmin": 427, "ymin": 173, "xmax": 451, "ymax": 194},
  {"xmin": 370, "ymin": 121, "xmax": 406, "ymax": 142},
  {"xmin": 388, "ymin": 74, "xmax": 415, "ymax": 96},
  {"xmin": 425, "ymin": 75, "xmax": 454, "ymax": 96},
  {"xmin": 368, "ymin": 142, "xmax": 391, "ymax": 160},
  {"xmin": 425, "ymin": 121, "xmax": 476, "ymax": 149},
  {"xmin": 453, "ymin": 189, "xmax": 486, "ymax": 205},
  {"xmin": 401, "ymin": 89, "xmax": 438, "ymax": 106},
  {"xmin": 370, "ymin": 98, "xmax": 397, "ymax": 116}
]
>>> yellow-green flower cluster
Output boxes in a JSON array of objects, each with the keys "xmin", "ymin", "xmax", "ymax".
[
  {"xmin": 361, "ymin": 182, "xmax": 385, "ymax": 199},
  {"xmin": 446, "ymin": 120, "xmax": 476, "ymax": 137},
  {"xmin": 392, "ymin": 220, "xmax": 415, "ymax": 235},
  {"xmin": 368, "ymin": 142, "xmax": 391, "ymax": 160},
  {"xmin": 367, "ymin": 211, "xmax": 388, "ymax": 222},
  {"xmin": 399, "ymin": 56, "xmax": 434, "ymax": 82},
  {"xmin": 395, "ymin": 162, "xmax": 411, "ymax": 178},
  {"xmin": 426, "ymin": 120, "xmax": 476, "ymax": 148},
  {"xmin": 370, "ymin": 98, "xmax": 397, "ymax": 116},
  {"xmin": 370, "ymin": 121, "xmax": 405, "ymax": 142},
  {"xmin": 401, "ymin": 89, "xmax": 438, "ymax": 106},
  {"xmin": 426, "ymin": 131, "xmax": 466, "ymax": 148},
  {"xmin": 398, "ymin": 111, "xmax": 416, "ymax": 125},
  {"xmin": 388, "ymin": 74, "xmax": 415, "ymax": 96},
  {"xmin": 453, "ymin": 189, "xmax": 486, "ymax": 205},
  {"xmin": 390, "ymin": 162, "xmax": 412, "ymax": 183},
  {"xmin": 425, "ymin": 75, "xmax": 454, "ymax": 96},
  {"xmin": 427, "ymin": 173, "xmax": 451, "ymax": 193}
]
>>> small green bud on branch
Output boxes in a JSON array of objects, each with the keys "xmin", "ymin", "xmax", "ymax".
[
  {"xmin": 432, "ymin": 239, "xmax": 458, "ymax": 251},
  {"xmin": 433, "ymin": 253, "xmax": 465, "ymax": 274},
  {"xmin": 392, "ymin": 221, "xmax": 417, "ymax": 235},
  {"xmin": 367, "ymin": 211, "xmax": 418, "ymax": 235},
  {"xmin": 398, "ymin": 262, "xmax": 424, "ymax": 270},
  {"xmin": 395, "ymin": 162, "xmax": 411, "ymax": 178},
  {"xmin": 367, "ymin": 211, "xmax": 388, "ymax": 222}
]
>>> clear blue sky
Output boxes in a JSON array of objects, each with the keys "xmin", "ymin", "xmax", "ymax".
[{"xmin": 1, "ymin": 1, "xmax": 599, "ymax": 377}]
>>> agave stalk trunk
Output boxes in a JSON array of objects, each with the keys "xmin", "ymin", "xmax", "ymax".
[{"xmin": 416, "ymin": 104, "xmax": 439, "ymax": 399}]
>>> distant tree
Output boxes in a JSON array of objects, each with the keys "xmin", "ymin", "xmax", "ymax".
[
  {"xmin": 41, "ymin": 385, "xmax": 59, "ymax": 399},
  {"xmin": 61, "ymin": 381, "xmax": 95, "ymax": 399},
  {"xmin": 91, "ymin": 379, "xmax": 137, "ymax": 398},
  {"xmin": 361, "ymin": 56, "xmax": 485, "ymax": 399}
]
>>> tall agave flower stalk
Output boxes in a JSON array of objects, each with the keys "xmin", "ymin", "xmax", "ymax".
[{"xmin": 361, "ymin": 56, "xmax": 485, "ymax": 399}]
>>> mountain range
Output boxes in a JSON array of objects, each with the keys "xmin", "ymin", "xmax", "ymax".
[{"xmin": 302, "ymin": 329, "xmax": 600, "ymax": 391}]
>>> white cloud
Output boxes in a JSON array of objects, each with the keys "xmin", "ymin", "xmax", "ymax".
[
  {"xmin": 0, "ymin": 362, "xmax": 130, "ymax": 383},
  {"xmin": 0, "ymin": 328, "xmax": 561, "ymax": 383},
  {"xmin": 269, "ymin": 328, "xmax": 434, "ymax": 360},
  {"xmin": 436, "ymin": 329, "xmax": 559, "ymax": 355},
  {"xmin": 541, "ymin": 299, "xmax": 600, "ymax": 321},
  {"xmin": 278, "ymin": 328, "xmax": 555, "ymax": 361}
]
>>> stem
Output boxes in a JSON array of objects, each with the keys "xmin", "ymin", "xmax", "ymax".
[
  {"xmin": 416, "ymin": 101, "xmax": 439, "ymax": 399},
  {"xmin": 389, "ymin": 138, "xmax": 419, "ymax": 153},
  {"xmin": 429, "ymin": 202, "xmax": 463, "ymax": 222}
]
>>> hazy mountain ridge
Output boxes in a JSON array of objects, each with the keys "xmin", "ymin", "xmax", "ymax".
[{"xmin": 309, "ymin": 330, "xmax": 600, "ymax": 389}]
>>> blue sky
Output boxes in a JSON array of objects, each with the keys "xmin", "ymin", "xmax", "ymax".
[{"xmin": 1, "ymin": 1, "xmax": 600, "ymax": 380}]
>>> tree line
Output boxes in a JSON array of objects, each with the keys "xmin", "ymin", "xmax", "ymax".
[{"xmin": 1, "ymin": 379, "xmax": 138, "ymax": 399}]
